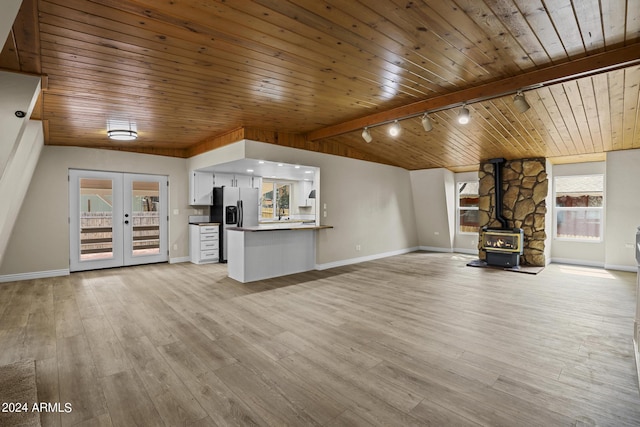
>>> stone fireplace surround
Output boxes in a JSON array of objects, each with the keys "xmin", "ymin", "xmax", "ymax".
[{"xmin": 478, "ymin": 158, "xmax": 548, "ymax": 267}]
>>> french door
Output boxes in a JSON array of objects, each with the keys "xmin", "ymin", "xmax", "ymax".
[{"xmin": 69, "ymin": 170, "xmax": 168, "ymax": 272}]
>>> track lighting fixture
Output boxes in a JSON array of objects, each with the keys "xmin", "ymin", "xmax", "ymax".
[
  {"xmin": 421, "ymin": 113, "xmax": 433, "ymax": 132},
  {"xmin": 513, "ymin": 91, "xmax": 530, "ymax": 113},
  {"xmin": 389, "ymin": 120, "xmax": 401, "ymax": 137},
  {"xmin": 457, "ymin": 105, "xmax": 470, "ymax": 125},
  {"xmin": 361, "ymin": 127, "xmax": 372, "ymax": 143}
]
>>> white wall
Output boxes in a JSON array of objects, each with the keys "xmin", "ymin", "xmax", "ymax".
[
  {"xmin": 0, "ymin": 121, "xmax": 43, "ymax": 269},
  {"xmin": 605, "ymin": 150, "xmax": 640, "ymax": 270},
  {"xmin": 453, "ymin": 171, "xmax": 480, "ymax": 254},
  {"xmin": 244, "ymin": 141, "xmax": 418, "ymax": 267},
  {"xmin": 544, "ymin": 159, "xmax": 553, "ymax": 265},
  {"xmin": 409, "ymin": 168, "xmax": 455, "ymax": 251},
  {"xmin": 0, "ymin": 146, "xmax": 191, "ymax": 278},
  {"xmin": 0, "ymin": 1, "xmax": 22, "ymax": 52},
  {"xmin": 0, "ymin": 70, "xmax": 43, "ymax": 270},
  {"xmin": 550, "ymin": 162, "xmax": 606, "ymax": 267}
]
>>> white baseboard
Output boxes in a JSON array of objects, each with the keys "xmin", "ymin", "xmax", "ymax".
[
  {"xmin": 453, "ymin": 248, "xmax": 478, "ymax": 255},
  {"xmin": 550, "ymin": 258, "xmax": 637, "ymax": 272},
  {"xmin": 169, "ymin": 256, "xmax": 191, "ymax": 264},
  {"xmin": 315, "ymin": 247, "xmax": 419, "ymax": 270},
  {"xmin": 418, "ymin": 246, "xmax": 453, "ymax": 253},
  {"xmin": 550, "ymin": 258, "xmax": 605, "ymax": 268},
  {"xmin": 0, "ymin": 269, "xmax": 70, "ymax": 283},
  {"xmin": 604, "ymin": 263, "xmax": 637, "ymax": 272}
]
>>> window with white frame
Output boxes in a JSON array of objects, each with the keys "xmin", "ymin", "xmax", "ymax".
[
  {"xmin": 554, "ymin": 175, "xmax": 604, "ymax": 241},
  {"xmin": 260, "ymin": 181, "xmax": 291, "ymax": 220},
  {"xmin": 457, "ymin": 181, "xmax": 479, "ymax": 233}
]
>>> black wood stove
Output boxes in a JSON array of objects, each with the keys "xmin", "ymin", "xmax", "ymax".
[{"xmin": 483, "ymin": 158, "xmax": 524, "ymax": 267}]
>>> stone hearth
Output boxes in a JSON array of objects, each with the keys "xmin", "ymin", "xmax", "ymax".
[{"xmin": 478, "ymin": 158, "xmax": 548, "ymax": 267}]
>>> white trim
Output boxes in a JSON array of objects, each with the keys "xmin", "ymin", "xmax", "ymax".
[
  {"xmin": 418, "ymin": 246, "xmax": 453, "ymax": 253},
  {"xmin": 604, "ymin": 263, "xmax": 637, "ymax": 272},
  {"xmin": 315, "ymin": 247, "xmax": 419, "ymax": 270},
  {"xmin": 453, "ymin": 248, "xmax": 478, "ymax": 255},
  {"xmin": 169, "ymin": 256, "xmax": 191, "ymax": 264},
  {"xmin": 634, "ymin": 335, "xmax": 640, "ymax": 394},
  {"xmin": 0, "ymin": 269, "xmax": 69, "ymax": 283},
  {"xmin": 550, "ymin": 258, "xmax": 604, "ymax": 268}
]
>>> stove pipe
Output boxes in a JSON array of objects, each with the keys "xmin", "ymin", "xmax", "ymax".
[{"xmin": 488, "ymin": 157, "xmax": 508, "ymax": 229}]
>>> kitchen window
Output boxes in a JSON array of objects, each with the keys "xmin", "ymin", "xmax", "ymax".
[
  {"xmin": 554, "ymin": 174, "xmax": 604, "ymax": 241},
  {"xmin": 457, "ymin": 181, "xmax": 479, "ymax": 234},
  {"xmin": 261, "ymin": 181, "xmax": 291, "ymax": 220}
]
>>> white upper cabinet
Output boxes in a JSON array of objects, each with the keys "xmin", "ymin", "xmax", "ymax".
[
  {"xmin": 298, "ymin": 180, "xmax": 314, "ymax": 207},
  {"xmin": 213, "ymin": 173, "xmax": 253, "ymax": 188},
  {"xmin": 189, "ymin": 171, "xmax": 214, "ymax": 205},
  {"xmin": 252, "ymin": 176, "xmax": 262, "ymax": 190},
  {"xmin": 213, "ymin": 172, "xmax": 234, "ymax": 188},
  {"xmin": 234, "ymin": 174, "xmax": 252, "ymax": 188}
]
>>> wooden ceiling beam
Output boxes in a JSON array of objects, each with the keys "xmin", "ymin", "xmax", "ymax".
[{"xmin": 306, "ymin": 44, "xmax": 640, "ymax": 141}]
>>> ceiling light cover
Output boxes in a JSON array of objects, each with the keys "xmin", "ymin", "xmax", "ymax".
[
  {"xmin": 389, "ymin": 121, "xmax": 401, "ymax": 137},
  {"xmin": 107, "ymin": 129, "xmax": 138, "ymax": 141},
  {"xmin": 513, "ymin": 92, "xmax": 531, "ymax": 113},
  {"xmin": 362, "ymin": 127, "xmax": 372, "ymax": 143},
  {"xmin": 421, "ymin": 114, "xmax": 433, "ymax": 132},
  {"xmin": 458, "ymin": 106, "xmax": 470, "ymax": 125}
]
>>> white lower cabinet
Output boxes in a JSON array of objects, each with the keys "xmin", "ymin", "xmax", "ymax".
[{"xmin": 189, "ymin": 224, "xmax": 219, "ymax": 264}]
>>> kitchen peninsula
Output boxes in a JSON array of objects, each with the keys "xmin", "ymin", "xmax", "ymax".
[{"xmin": 226, "ymin": 223, "xmax": 332, "ymax": 283}]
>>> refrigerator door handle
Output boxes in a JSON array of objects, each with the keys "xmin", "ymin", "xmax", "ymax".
[{"xmin": 238, "ymin": 200, "xmax": 243, "ymax": 227}]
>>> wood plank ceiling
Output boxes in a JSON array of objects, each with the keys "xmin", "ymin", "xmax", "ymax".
[{"xmin": 2, "ymin": 0, "xmax": 639, "ymax": 170}]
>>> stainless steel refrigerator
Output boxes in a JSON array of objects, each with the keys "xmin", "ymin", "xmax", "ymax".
[{"xmin": 211, "ymin": 186, "xmax": 259, "ymax": 262}]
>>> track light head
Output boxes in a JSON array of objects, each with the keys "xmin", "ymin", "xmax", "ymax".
[
  {"xmin": 457, "ymin": 105, "xmax": 470, "ymax": 125},
  {"xmin": 361, "ymin": 127, "xmax": 372, "ymax": 143},
  {"xmin": 513, "ymin": 91, "xmax": 530, "ymax": 113},
  {"xmin": 389, "ymin": 120, "xmax": 401, "ymax": 137},
  {"xmin": 421, "ymin": 113, "xmax": 433, "ymax": 132}
]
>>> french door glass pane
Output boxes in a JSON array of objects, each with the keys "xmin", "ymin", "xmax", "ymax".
[
  {"xmin": 131, "ymin": 181, "xmax": 160, "ymax": 256},
  {"xmin": 79, "ymin": 178, "xmax": 113, "ymax": 260}
]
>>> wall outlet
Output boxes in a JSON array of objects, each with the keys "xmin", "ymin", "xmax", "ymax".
[
  {"xmin": 356, "ymin": 244, "xmax": 361, "ymax": 251},
  {"xmin": 172, "ymin": 244, "xmax": 178, "ymax": 251},
  {"xmin": 173, "ymin": 209, "xmax": 179, "ymax": 215},
  {"xmin": 625, "ymin": 243, "xmax": 634, "ymax": 249},
  {"xmin": 434, "ymin": 231, "xmax": 440, "ymax": 235},
  {"xmin": 323, "ymin": 211, "xmax": 327, "ymax": 218}
]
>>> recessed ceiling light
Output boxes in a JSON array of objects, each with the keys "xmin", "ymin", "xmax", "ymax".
[
  {"xmin": 258, "ymin": 160, "xmax": 265, "ymax": 164},
  {"xmin": 247, "ymin": 169, "xmax": 254, "ymax": 172},
  {"xmin": 304, "ymin": 170, "xmax": 313, "ymax": 174},
  {"xmin": 278, "ymin": 163, "xmax": 283, "ymax": 166},
  {"xmin": 295, "ymin": 165, "xmax": 300, "ymax": 169}
]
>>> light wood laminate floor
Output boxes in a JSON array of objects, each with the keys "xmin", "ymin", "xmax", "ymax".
[{"xmin": 1, "ymin": 252, "xmax": 639, "ymax": 426}]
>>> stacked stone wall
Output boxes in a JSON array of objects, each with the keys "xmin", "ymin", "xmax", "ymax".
[{"xmin": 478, "ymin": 158, "xmax": 548, "ymax": 266}]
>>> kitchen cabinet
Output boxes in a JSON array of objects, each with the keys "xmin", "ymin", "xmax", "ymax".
[
  {"xmin": 252, "ymin": 176, "xmax": 262, "ymax": 190},
  {"xmin": 189, "ymin": 171, "xmax": 214, "ymax": 205},
  {"xmin": 213, "ymin": 173, "xmax": 234, "ymax": 188},
  {"xmin": 213, "ymin": 173, "xmax": 253, "ymax": 188},
  {"xmin": 235, "ymin": 174, "xmax": 252, "ymax": 188},
  {"xmin": 298, "ymin": 180, "xmax": 314, "ymax": 207},
  {"xmin": 189, "ymin": 224, "xmax": 219, "ymax": 264}
]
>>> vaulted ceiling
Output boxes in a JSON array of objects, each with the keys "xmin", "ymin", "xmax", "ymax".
[{"xmin": 2, "ymin": 0, "xmax": 639, "ymax": 170}]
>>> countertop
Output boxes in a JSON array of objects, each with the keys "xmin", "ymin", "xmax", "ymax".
[
  {"xmin": 189, "ymin": 222, "xmax": 220, "ymax": 226},
  {"xmin": 228, "ymin": 224, "xmax": 333, "ymax": 232}
]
